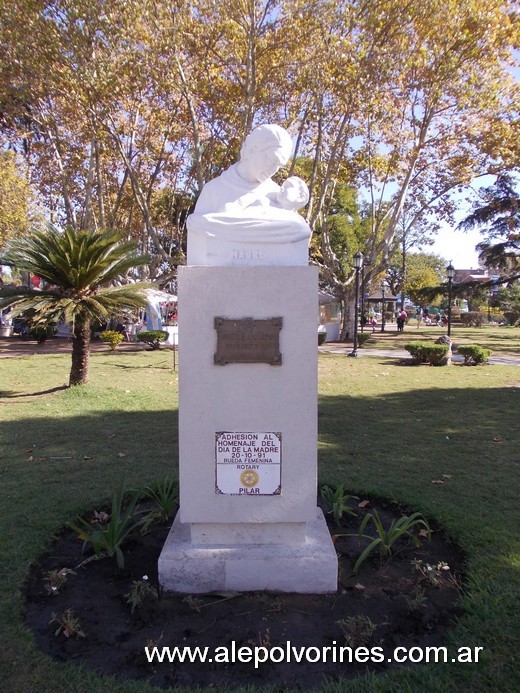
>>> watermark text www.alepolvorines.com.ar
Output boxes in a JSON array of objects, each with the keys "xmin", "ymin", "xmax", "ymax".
[{"xmin": 145, "ymin": 642, "xmax": 483, "ymax": 669}]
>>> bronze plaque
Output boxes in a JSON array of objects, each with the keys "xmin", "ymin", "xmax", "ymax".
[{"xmin": 214, "ymin": 317, "xmax": 282, "ymax": 366}]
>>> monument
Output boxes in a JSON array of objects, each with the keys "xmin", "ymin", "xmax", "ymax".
[{"xmin": 158, "ymin": 124, "xmax": 338, "ymax": 593}]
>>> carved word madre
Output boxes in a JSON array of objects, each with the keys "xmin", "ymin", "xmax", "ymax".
[
  {"xmin": 214, "ymin": 317, "xmax": 282, "ymax": 366},
  {"xmin": 231, "ymin": 248, "xmax": 264, "ymax": 262},
  {"xmin": 215, "ymin": 432, "xmax": 282, "ymax": 495}
]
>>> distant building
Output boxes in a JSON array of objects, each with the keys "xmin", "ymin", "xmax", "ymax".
[{"xmin": 452, "ymin": 268, "xmax": 490, "ymax": 284}]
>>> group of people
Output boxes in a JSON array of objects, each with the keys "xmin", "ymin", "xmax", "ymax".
[
  {"xmin": 415, "ymin": 307, "xmax": 448, "ymax": 328},
  {"xmin": 358, "ymin": 307, "xmax": 449, "ymax": 333}
]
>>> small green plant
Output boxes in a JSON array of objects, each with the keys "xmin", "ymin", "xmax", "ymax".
[
  {"xmin": 44, "ymin": 568, "xmax": 76, "ymax": 596},
  {"xmin": 100, "ymin": 330, "xmax": 124, "ymax": 351},
  {"xmin": 457, "ymin": 344, "xmax": 492, "ymax": 365},
  {"xmin": 345, "ymin": 509, "xmax": 431, "ymax": 574},
  {"xmin": 68, "ymin": 478, "xmax": 146, "ymax": 569},
  {"xmin": 320, "ymin": 484, "xmax": 358, "ymax": 524},
  {"xmin": 412, "ymin": 559, "xmax": 451, "ymax": 587},
  {"xmin": 137, "ymin": 330, "xmax": 169, "ymax": 350},
  {"xmin": 357, "ymin": 332, "xmax": 372, "ymax": 347},
  {"xmin": 336, "ymin": 616, "xmax": 377, "ymax": 647},
  {"xmin": 183, "ymin": 595, "xmax": 204, "ymax": 613},
  {"xmin": 405, "ymin": 586, "xmax": 428, "ymax": 611},
  {"xmin": 143, "ymin": 477, "xmax": 178, "ymax": 525},
  {"xmin": 125, "ymin": 576, "xmax": 159, "ymax": 613},
  {"xmin": 50, "ymin": 608, "xmax": 86, "ymax": 638}
]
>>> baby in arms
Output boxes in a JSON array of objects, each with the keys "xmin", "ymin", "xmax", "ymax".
[{"xmin": 269, "ymin": 176, "xmax": 310, "ymax": 212}]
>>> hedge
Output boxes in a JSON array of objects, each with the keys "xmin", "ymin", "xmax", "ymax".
[
  {"xmin": 457, "ymin": 344, "xmax": 492, "ymax": 365},
  {"xmin": 136, "ymin": 330, "xmax": 169, "ymax": 350},
  {"xmin": 404, "ymin": 341, "xmax": 449, "ymax": 366}
]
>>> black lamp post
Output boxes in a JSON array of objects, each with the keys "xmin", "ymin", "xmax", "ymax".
[
  {"xmin": 348, "ymin": 251, "xmax": 364, "ymax": 357},
  {"xmin": 380, "ymin": 282, "xmax": 386, "ymax": 332},
  {"xmin": 360, "ymin": 263, "xmax": 366, "ymax": 333},
  {"xmin": 446, "ymin": 263, "xmax": 455, "ymax": 337}
]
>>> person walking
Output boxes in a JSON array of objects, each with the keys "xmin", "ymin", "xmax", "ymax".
[{"xmin": 397, "ymin": 309, "xmax": 407, "ymax": 332}]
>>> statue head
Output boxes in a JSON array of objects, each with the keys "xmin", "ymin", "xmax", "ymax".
[{"xmin": 237, "ymin": 124, "xmax": 294, "ymax": 184}]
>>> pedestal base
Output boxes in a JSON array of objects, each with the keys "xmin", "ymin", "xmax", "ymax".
[{"xmin": 158, "ymin": 508, "xmax": 338, "ymax": 594}]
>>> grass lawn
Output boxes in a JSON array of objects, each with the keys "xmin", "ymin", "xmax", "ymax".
[
  {"xmin": 356, "ymin": 323, "xmax": 520, "ymax": 355},
  {"xmin": 1, "ymin": 347, "xmax": 519, "ymax": 692}
]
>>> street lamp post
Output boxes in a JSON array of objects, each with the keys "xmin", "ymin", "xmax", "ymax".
[
  {"xmin": 380, "ymin": 282, "xmax": 386, "ymax": 332},
  {"xmin": 360, "ymin": 264, "xmax": 366, "ymax": 333},
  {"xmin": 446, "ymin": 263, "xmax": 455, "ymax": 337},
  {"xmin": 348, "ymin": 251, "xmax": 364, "ymax": 357}
]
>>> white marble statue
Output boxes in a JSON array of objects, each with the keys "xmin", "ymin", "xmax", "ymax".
[{"xmin": 186, "ymin": 124, "xmax": 312, "ymax": 266}]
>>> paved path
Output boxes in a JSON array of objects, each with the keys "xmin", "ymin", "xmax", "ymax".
[
  {"xmin": 1, "ymin": 337, "xmax": 518, "ymax": 366},
  {"xmin": 0, "ymin": 336, "xmax": 156, "ymax": 358},
  {"xmin": 319, "ymin": 342, "xmax": 520, "ymax": 366}
]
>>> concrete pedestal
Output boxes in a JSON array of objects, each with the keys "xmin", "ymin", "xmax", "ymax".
[{"xmin": 158, "ymin": 266, "xmax": 337, "ymax": 593}]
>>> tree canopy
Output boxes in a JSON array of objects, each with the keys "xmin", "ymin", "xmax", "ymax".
[
  {"xmin": 1, "ymin": 0, "xmax": 518, "ymax": 303},
  {"xmin": 458, "ymin": 174, "xmax": 520, "ymax": 280}
]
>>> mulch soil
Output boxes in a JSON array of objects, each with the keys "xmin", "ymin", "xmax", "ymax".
[{"xmin": 24, "ymin": 498, "xmax": 465, "ymax": 690}]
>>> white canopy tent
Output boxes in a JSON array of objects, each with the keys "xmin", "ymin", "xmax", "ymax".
[{"xmin": 145, "ymin": 289, "xmax": 177, "ymax": 331}]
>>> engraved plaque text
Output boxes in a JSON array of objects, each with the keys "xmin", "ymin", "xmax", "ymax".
[{"xmin": 214, "ymin": 317, "xmax": 282, "ymax": 365}]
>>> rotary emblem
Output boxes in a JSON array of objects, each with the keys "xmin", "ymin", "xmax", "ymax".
[{"xmin": 240, "ymin": 470, "xmax": 259, "ymax": 488}]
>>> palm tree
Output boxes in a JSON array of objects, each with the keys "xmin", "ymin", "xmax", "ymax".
[{"xmin": 0, "ymin": 225, "xmax": 150, "ymax": 385}]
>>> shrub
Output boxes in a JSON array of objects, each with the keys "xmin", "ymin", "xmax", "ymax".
[
  {"xmin": 404, "ymin": 341, "xmax": 430, "ymax": 364},
  {"xmin": 428, "ymin": 344, "xmax": 450, "ymax": 366},
  {"xmin": 30, "ymin": 324, "xmax": 57, "ymax": 343},
  {"xmin": 100, "ymin": 330, "xmax": 124, "ymax": 351},
  {"xmin": 460, "ymin": 311, "xmax": 486, "ymax": 327},
  {"xmin": 357, "ymin": 332, "xmax": 372, "ymax": 347},
  {"xmin": 404, "ymin": 341, "xmax": 449, "ymax": 366},
  {"xmin": 137, "ymin": 330, "xmax": 168, "ymax": 350},
  {"xmin": 457, "ymin": 344, "xmax": 492, "ymax": 365},
  {"xmin": 503, "ymin": 311, "xmax": 520, "ymax": 326}
]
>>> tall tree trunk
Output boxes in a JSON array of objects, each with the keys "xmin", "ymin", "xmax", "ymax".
[{"xmin": 70, "ymin": 319, "xmax": 91, "ymax": 386}]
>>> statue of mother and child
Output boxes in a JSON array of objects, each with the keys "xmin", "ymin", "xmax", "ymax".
[{"xmin": 187, "ymin": 124, "xmax": 312, "ymax": 266}]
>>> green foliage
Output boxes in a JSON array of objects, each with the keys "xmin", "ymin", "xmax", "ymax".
[
  {"xmin": 351, "ymin": 510, "xmax": 431, "ymax": 574},
  {"xmin": 50, "ymin": 609, "xmax": 86, "ymax": 639},
  {"xmin": 124, "ymin": 577, "xmax": 158, "ymax": 614},
  {"xmin": 0, "ymin": 225, "xmax": 150, "ymax": 384},
  {"xmin": 0, "ymin": 150, "xmax": 35, "ymax": 247},
  {"xmin": 402, "ymin": 252, "xmax": 446, "ymax": 305},
  {"xmin": 495, "ymin": 285, "xmax": 520, "ymax": 314},
  {"xmin": 336, "ymin": 615, "xmax": 377, "ymax": 647},
  {"xmin": 137, "ymin": 330, "xmax": 169, "ymax": 350},
  {"xmin": 30, "ymin": 324, "xmax": 57, "ymax": 343},
  {"xmin": 457, "ymin": 344, "xmax": 492, "ymax": 365},
  {"xmin": 459, "ymin": 174, "xmax": 520, "ymax": 277},
  {"xmin": 357, "ymin": 332, "xmax": 372, "ymax": 347},
  {"xmin": 100, "ymin": 330, "xmax": 124, "ymax": 351},
  {"xmin": 460, "ymin": 312, "xmax": 486, "ymax": 327},
  {"xmin": 68, "ymin": 479, "xmax": 146, "ymax": 569},
  {"xmin": 504, "ymin": 311, "xmax": 520, "ymax": 326},
  {"xmin": 143, "ymin": 477, "xmax": 178, "ymax": 525},
  {"xmin": 404, "ymin": 341, "xmax": 449, "ymax": 366},
  {"xmin": 320, "ymin": 484, "xmax": 357, "ymax": 524}
]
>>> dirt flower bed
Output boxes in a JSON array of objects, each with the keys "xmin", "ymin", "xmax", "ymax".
[{"xmin": 24, "ymin": 499, "xmax": 464, "ymax": 690}]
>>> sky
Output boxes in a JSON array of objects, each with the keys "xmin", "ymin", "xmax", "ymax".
[{"xmin": 425, "ymin": 224, "xmax": 481, "ymax": 270}]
